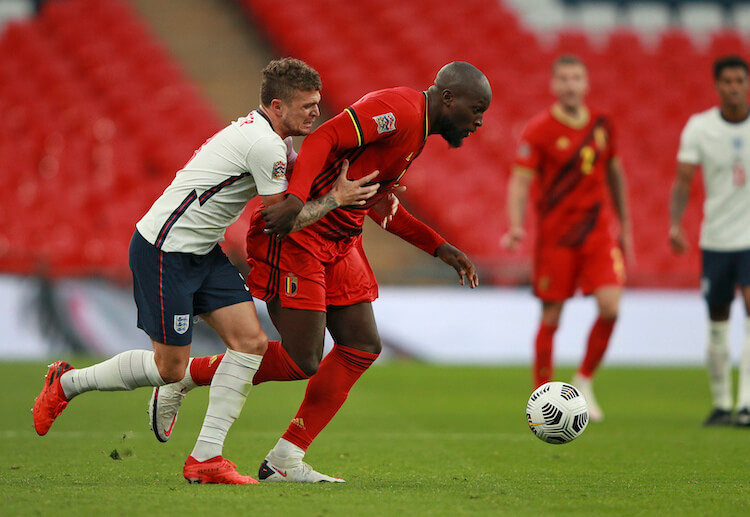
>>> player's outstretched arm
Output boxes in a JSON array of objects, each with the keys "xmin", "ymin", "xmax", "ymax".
[
  {"xmin": 606, "ymin": 157, "xmax": 635, "ymax": 264},
  {"xmin": 262, "ymin": 160, "xmax": 379, "ymax": 237},
  {"xmin": 669, "ymin": 162, "xmax": 698, "ymax": 254},
  {"xmin": 436, "ymin": 242, "xmax": 479, "ymax": 288}
]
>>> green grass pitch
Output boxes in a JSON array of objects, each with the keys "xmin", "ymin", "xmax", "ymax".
[{"xmin": 1, "ymin": 361, "xmax": 748, "ymax": 516}]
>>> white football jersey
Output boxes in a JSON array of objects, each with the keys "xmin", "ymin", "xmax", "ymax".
[
  {"xmin": 677, "ymin": 107, "xmax": 750, "ymax": 251},
  {"xmin": 136, "ymin": 110, "xmax": 294, "ymax": 254}
]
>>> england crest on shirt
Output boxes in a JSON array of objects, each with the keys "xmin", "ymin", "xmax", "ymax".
[
  {"xmin": 373, "ymin": 112, "xmax": 396, "ymax": 134},
  {"xmin": 174, "ymin": 314, "xmax": 190, "ymax": 334}
]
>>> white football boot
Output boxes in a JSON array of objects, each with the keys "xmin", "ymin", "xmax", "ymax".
[
  {"xmin": 258, "ymin": 455, "xmax": 345, "ymax": 483},
  {"xmin": 572, "ymin": 373, "xmax": 604, "ymax": 423},
  {"xmin": 148, "ymin": 384, "xmax": 186, "ymax": 442}
]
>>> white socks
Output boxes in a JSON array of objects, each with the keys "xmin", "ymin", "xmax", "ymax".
[
  {"xmin": 60, "ymin": 350, "xmax": 166, "ymax": 400},
  {"xmin": 739, "ymin": 318, "xmax": 750, "ymax": 409},
  {"xmin": 707, "ymin": 320, "xmax": 732, "ymax": 411},
  {"xmin": 268, "ymin": 438, "xmax": 305, "ymax": 467},
  {"xmin": 190, "ymin": 349, "xmax": 262, "ymax": 462}
]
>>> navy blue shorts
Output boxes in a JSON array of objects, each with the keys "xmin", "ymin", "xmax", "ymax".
[
  {"xmin": 129, "ymin": 230, "xmax": 252, "ymax": 346},
  {"xmin": 701, "ymin": 248, "xmax": 750, "ymax": 305}
]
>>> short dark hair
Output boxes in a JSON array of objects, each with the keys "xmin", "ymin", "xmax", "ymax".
[
  {"xmin": 552, "ymin": 54, "xmax": 586, "ymax": 73},
  {"xmin": 713, "ymin": 55, "xmax": 749, "ymax": 80},
  {"xmin": 260, "ymin": 58, "xmax": 322, "ymax": 106}
]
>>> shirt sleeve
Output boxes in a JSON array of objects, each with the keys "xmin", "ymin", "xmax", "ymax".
[
  {"xmin": 245, "ymin": 135, "xmax": 289, "ymax": 195},
  {"xmin": 283, "ymin": 136, "xmax": 297, "ymax": 174},
  {"xmin": 368, "ymin": 204, "xmax": 446, "ymax": 256},
  {"xmin": 286, "ymin": 93, "xmax": 407, "ymax": 202},
  {"xmin": 677, "ymin": 116, "xmax": 701, "ymax": 165},
  {"xmin": 512, "ymin": 122, "xmax": 543, "ymax": 175}
]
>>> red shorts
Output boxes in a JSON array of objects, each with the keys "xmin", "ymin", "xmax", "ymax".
[
  {"xmin": 246, "ymin": 208, "xmax": 378, "ymax": 312},
  {"xmin": 533, "ymin": 230, "xmax": 625, "ymax": 301}
]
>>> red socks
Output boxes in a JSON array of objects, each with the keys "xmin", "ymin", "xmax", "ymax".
[
  {"xmin": 579, "ymin": 317, "xmax": 616, "ymax": 378},
  {"xmin": 190, "ymin": 354, "xmax": 223, "ymax": 386},
  {"xmin": 252, "ymin": 340, "xmax": 308, "ymax": 385},
  {"xmin": 534, "ymin": 323, "xmax": 557, "ymax": 388},
  {"xmin": 190, "ymin": 341, "xmax": 308, "ymax": 387},
  {"xmin": 282, "ymin": 343, "xmax": 378, "ymax": 451}
]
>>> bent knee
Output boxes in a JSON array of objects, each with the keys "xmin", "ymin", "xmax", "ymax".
[
  {"xmin": 598, "ymin": 305, "xmax": 619, "ymax": 321},
  {"xmin": 157, "ymin": 365, "xmax": 186, "ymax": 384},
  {"xmin": 227, "ymin": 332, "xmax": 268, "ymax": 356}
]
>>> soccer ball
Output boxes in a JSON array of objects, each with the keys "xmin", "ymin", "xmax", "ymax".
[{"xmin": 526, "ymin": 381, "xmax": 589, "ymax": 444}]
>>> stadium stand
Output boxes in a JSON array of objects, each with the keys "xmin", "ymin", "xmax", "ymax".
[
  {"xmin": 1, "ymin": 0, "xmax": 747, "ymax": 287},
  {"xmin": 0, "ymin": 0, "xmax": 222, "ymax": 278},
  {"xmin": 238, "ymin": 0, "xmax": 747, "ymax": 286}
]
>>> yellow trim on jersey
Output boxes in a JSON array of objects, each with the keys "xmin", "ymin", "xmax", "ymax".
[
  {"xmin": 512, "ymin": 165, "xmax": 536, "ymax": 177},
  {"xmin": 551, "ymin": 103, "xmax": 590, "ymax": 129},
  {"xmin": 345, "ymin": 107, "xmax": 363, "ymax": 147}
]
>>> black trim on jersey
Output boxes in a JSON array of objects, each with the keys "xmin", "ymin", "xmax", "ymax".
[
  {"xmin": 199, "ymin": 172, "xmax": 250, "ymax": 205},
  {"xmin": 309, "ymin": 147, "xmax": 367, "ymax": 200},
  {"xmin": 557, "ymin": 203, "xmax": 601, "ymax": 248},
  {"xmin": 155, "ymin": 190, "xmax": 198, "ymax": 249},
  {"xmin": 155, "ymin": 173, "xmax": 251, "ymax": 249},
  {"xmin": 345, "ymin": 107, "xmax": 364, "ymax": 147},
  {"xmin": 539, "ymin": 116, "xmax": 608, "ymax": 215},
  {"xmin": 256, "ymin": 108, "xmax": 274, "ymax": 131},
  {"xmin": 262, "ymin": 234, "xmax": 282, "ymax": 302}
]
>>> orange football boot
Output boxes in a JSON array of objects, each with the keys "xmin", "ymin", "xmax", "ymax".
[
  {"xmin": 33, "ymin": 361, "xmax": 73, "ymax": 436},
  {"xmin": 183, "ymin": 456, "xmax": 259, "ymax": 485}
]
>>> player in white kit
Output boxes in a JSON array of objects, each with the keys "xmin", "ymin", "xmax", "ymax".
[
  {"xmin": 32, "ymin": 58, "xmax": 380, "ymax": 483},
  {"xmin": 670, "ymin": 55, "xmax": 750, "ymax": 427}
]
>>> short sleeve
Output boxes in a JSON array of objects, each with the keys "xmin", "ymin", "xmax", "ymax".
[
  {"xmin": 677, "ymin": 116, "xmax": 701, "ymax": 165},
  {"xmin": 513, "ymin": 123, "xmax": 543, "ymax": 174},
  {"xmin": 346, "ymin": 93, "xmax": 406, "ymax": 147},
  {"xmin": 246, "ymin": 135, "xmax": 289, "ymax": 195}
]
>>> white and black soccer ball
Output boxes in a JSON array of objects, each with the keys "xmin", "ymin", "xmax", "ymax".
[{"xmin": 526, "ymin": 381, "xmax": 589, "ymax": 444}]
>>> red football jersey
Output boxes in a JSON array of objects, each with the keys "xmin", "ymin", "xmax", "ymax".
[
  {"xmin": 286, "ymin": 87, "xmax": 430, "ymax": 241},
  {"xmin": 513, "ymin": 105, "xmax": 618, "ymax": 247}
]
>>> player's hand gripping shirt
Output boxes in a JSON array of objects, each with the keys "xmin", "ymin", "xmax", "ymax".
[
  {"xmin": 284, "ymin": 87, "xmax": 434, "ymax": 242},
  {"xmin": 678, "ymin": 107, "xmax": 750, "ymax": 251},
  {"xmin": 136, "ymin": 110, "xmax": 292, "ymax": 254},
  {"xmin": 514, "ymin": 106, "xmax": 617, "ymax": 247}
]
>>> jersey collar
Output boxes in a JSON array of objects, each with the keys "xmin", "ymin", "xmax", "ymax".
[
  {"xmin": 256, "ymin": 108, "xmax": 275, "ymax": 131},
  {"xmin": 551, "ymin": 103, "xmax": 590, "ymax": 129}
]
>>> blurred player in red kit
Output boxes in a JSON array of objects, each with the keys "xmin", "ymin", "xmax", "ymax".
[
  {"xmin": 150, "ymin": 61, "xmax": 492, "ymax": 481},
  {"xmin": 502, "ymin": 55, "xmax": 633, "ymax": 422}
]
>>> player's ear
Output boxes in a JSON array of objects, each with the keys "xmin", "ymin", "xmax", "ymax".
[
  {"xmin": 441, "ymin": 89, "xmax": 454, "ymax": 107},
  {"xmin": 269, "ymin": 98, "xmax": 284, "ymax": 116}
]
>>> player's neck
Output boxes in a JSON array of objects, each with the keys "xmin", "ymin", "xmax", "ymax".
[
  {"xmin": 720, "ymin": 103, "xmax": 750, "ymax": 123},
  {"xmin": 551, "ymin": 103, "xmax": 589, "ymax": 129},
  {"xmin": 257, "ymin": 106, "xmax": 291, "ymax": 139},
  {"xmin": 555, "ymin": 102, "xmax": 585, "ymax": 119}
]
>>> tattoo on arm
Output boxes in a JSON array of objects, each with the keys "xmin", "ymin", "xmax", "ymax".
[{"xmin": 290, "ymin": 193, "xmax": 339, "ymax": 233}]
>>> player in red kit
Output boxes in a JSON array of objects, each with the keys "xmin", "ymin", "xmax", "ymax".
[
  {"xmin": 150, "ymin": 61, "xmax": 492, "ymax": 481},
  {"xmin": 502, "ymin": 55, "xmax": 633, "ymax": 422}
]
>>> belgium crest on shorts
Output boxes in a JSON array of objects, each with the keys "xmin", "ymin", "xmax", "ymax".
[{"xmin": 284, "ymin": 274, "xmax": 298, "ymax": 297}]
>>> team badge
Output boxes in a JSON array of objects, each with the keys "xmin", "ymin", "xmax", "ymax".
[
  {"xmin": 272, "ymin": 160, "xmax": 286, "ymax": 180},
  {"xmin": 373, "ymin": 112, "xmax": 396, "ymax": 134},
  {"xmin": 556, "ymin": 137, "xmax": 570, "ymax": 150},
  {"xmin": 284, "ymin": 274, "xmax": 298, "ymax": 297},
  {"xmin": 174, "ymin": 314, "xmax": 190, "ymax": 335}
]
